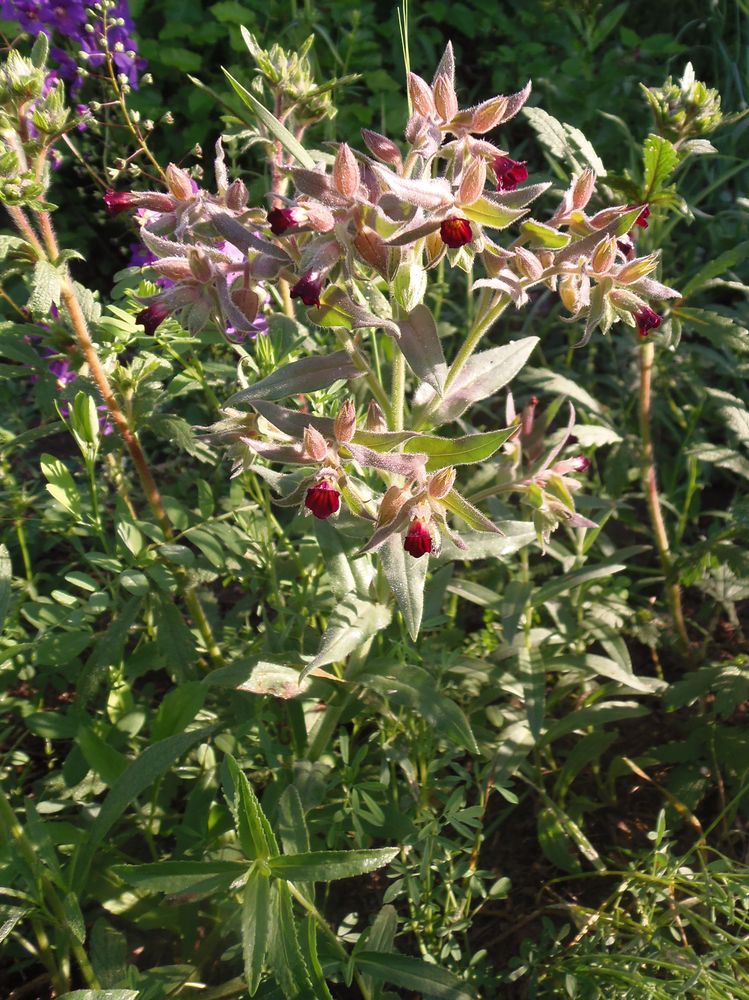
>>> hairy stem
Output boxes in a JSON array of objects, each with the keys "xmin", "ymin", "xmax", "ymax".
[
  {"xmin": 638, "ymin": 339, "xmax": 690, "ymax": 655},
  {"xmin": 389, "ymin": 346, "xmax": 406, "ymax": 431}
]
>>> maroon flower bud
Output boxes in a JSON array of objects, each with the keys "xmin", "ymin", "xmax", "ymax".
[
  {"xmin": 635, "ymin": 306, "xmax": 662, "ymax": 337},
  {"xmin": 634, "ymin": 205, "xmax": 650, "ymax": 229},
  {"xmin": 291, "ymin": 271, "xmax": 323, "ymax": 308},
  {"xmin": 570, "ymin": 456, "xmax": 590, "ymax": 472},
  {"xmin": 404, "ymin": 518, "xmax": 433, "ymax": 558},
  {"xmin": 493, "ymin": 156, "xmax": 529, "ymax": 192},
  {"xmin": 440, "ymin": 217, "xmax": 473, "ymax": 249},
  {"xmin": 304, "ymin": 480, "xmax": 341, "ymax": 520},
  {"xmin": 104, "ymin": 189, "xmax": 138, "ymax": 216},
  {"xmin": 136, "ymin": 301, "xmax": 170, "ymax": 335},
  {"xmin": 617, "ymin": 234, "xmax": 636, "ymax": 260},
  {"xmin": 267, "ymin": 206, "xmax": 309, "ymax": 236}
]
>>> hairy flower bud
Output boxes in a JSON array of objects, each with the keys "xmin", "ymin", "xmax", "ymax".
[
  {"xmin": 361, "ymin": 129, "xmax": 402, "ymax": 168},
  {"xmin": 189, "ymin": 249, "xmax": 213, "ymax": 283},
  {"xmin": 150, "ymin": 258, "xmax": 193, "ymax": 280},
  {"xmin": 231, "ymin": 287, "xmax": 260, "ymax": 323},
  {"xmin": 617, "ymin": 252, "xmax": 660, "ymax": 284},
  {"xmin": 305, "ymin": 480, "xmax": 340, "ymax": 519},
  {"xmin": 427, "ymin": 466, "xmax": 456, "ymax": 500},
  {"xmin": 458, "ymin": 156, "xmax": 487, "ymax": 206},
  {"xmin": 332, "ymin": 143, "xmax": 359, "ymax": 199},
  {"xmin": 303, "ymin": 424, "xmax": 328, "ymax": 462},
  {"xmin": 433, "ymin": 73, "xmax": 458, "ymax": 122},
  {"xmin": 225, "ymin": 177, "xmax": 248, "ymax": 211},
  {"xmin": 365, "ymin": 400, "xmax": 387, "ymax": 434},
  {"xmin": 404, "ymin": 518, "xmax": 433, "ymax": 558},
  {"xmin": 440, "ymin": 217, "xmax": 473, "ymax": 249},
  {"xmin": 334, "ymin": 400, "xmax": 356, "ymax": 444},
  {"xmin": 571, "ymin": 168, "xmax": 596, "ymax": 210},
  {"xmin": 165, "ymin": 163, "xmax": 195, "ymax": 201},
  {"xmin": 514, "ymin": 246, "xmax": 543, "ymax": 281},
  {"xmin": 306, "ymin": 203, "xmax": 336, "ymax": 233},
  {"xmin": 590, "ymin": 236, "xmax": 617, "ymax": 274},
  {"xmin": 408, "ymin": 72, "xmax": 436, "ymax": 118},
  {"xmin": 470, "ymin": 95, "xmax": 509, "ymax": 133},
  {"xmin": 353, "ymin": 226, "xmax": 388, "ymax": 276},
  {"xmin": 378, "ymin": 484, "xmax": 410, "ymax": 526}
]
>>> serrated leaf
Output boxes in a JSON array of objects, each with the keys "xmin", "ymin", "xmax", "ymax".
[
  {"xmin": 225, "ymin": 755, "xmax": 272, "ymax": 861},
  {"xmin": 404, "ymin": 428, "xmax": 514, "ymax": 471},
  {"xmin": 355, "ymin": 952, "xmax": 475, "ymax": 1000},
  {"xmin": 270, "ymin": 847, "xmax": 398, "ymax": 883},
  {"xmin": 243, "ymin": 869, "xmax": 271, "ymax": 995},
  {"xmin": 643, "ymin": 134, "xmax": 679, "ymax": 197},
  {"xmin": 267, "ymin": 880, "xmax": 313, "ymax": 999},
  {"xmin": 113, "ymin": 860, "xmax": 245, "ymax": 895},
  {"xmin": 222, "ymin": 63, "xmax": 315, "ymax": 169},
  {"xmin": 225, "ymin": 352, "xmax": 361, "ymax": 406},
  {"xmin": 396, "ymin": 304, "xmax": 447, "ymax": 395},
  {"xmin": 28, "ymin": 260, "xmax": 62, "ymax": 315},
  {"xmin": 379, "ymin": 534, "xmax": 427, "ymax": 641}
]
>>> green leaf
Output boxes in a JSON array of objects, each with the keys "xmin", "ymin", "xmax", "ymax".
[
  {"xmin": 75, "ymin": 727, "xmax": 128, "ymax": 785},
  {"xmin": 28, "ymin": 260, "xmax": 63, "ymax": 316},
  {"xmin": 222, "ymin": 63, "xmax": 315, "ymax": 169},
  {"xmin": 541, "ymin": 701, "xmax": 649, "ymax": 747},
  {"xmin": 40, "ymin": 453, "xmax": 80, "ymax": 516},
  {"xmin": 243, "ymin": 869, "xmax": 271, "ymax": 995},
  {"xmin": 113, "ymin": 860, "xmax": 246, "ymax": 896},
  {"xmin": 379, "ymin": 534, "xmax": 426, "ymax": 641},
  {"xmin": 439, "ymin": 524, "xmax": 536, "ymax": 561},
  {"xmin": 0, "ymin": 544, "xmax": 11, "ymax": 633},
  {"xmin": 299, "ymin": 597, "xmax": 391, "ymax": 681},
  {"xmin": 681, "ymin": 241, "xmax": 749, "ymax": 298},
  {"xmin": 437, "ymin": 338, "xmax": 539, "ymax": 425},
  {"xmin": 155, "ymin": 599, "xmax": 198, "ymax": 676},
  {"xmin": 462, "ymin": 196, "xmax": 527, "ymax": 230},
  {"xmin": 57, "ymin": 993, "xmax": 139, "ymax": 1000},
  {"xmin": 355, "ymin": 952, "xmax": 475, "ymax": 1000},
  {"xmin": 643, "ymin": 133, "xmax": 679, "ymax": 198},
  {"xmin": 266, "ymin": 880, "xmax": 314, "ymax": 999},
  {"xmin": 270, "ymin": 848, "xmax": 398, "ymax": 883},
  {"xmin": 442, "ymin": 489, "xmax": 500, "ymax": 534},
  {"xmin": 518, "ymin": 646, "xmax": 545, "ymax": 740},
  {"xmin": 62, "ymin": 891, "xmax": 86, "ymax": 943},
  {"xmin": 532, "ymin": 549, "xmax": 644, "ymax": 605},
  {"xmin": 151, "ymin": 681, "xmax": 207, "ymax": 742},
  {"xmin": 404, "ymin": 428, "xmax": 514, "ymax": 472},
  {"xmin": 77, "ymin": 597, "xmax": 142, "ymax": 706},
  {"xmin": 520, "ymin": 219, "xmax": 571, "ymax": 249},
  {"xmin": 396, "ymin": 304, "xmax": 447, "ymax": 395},
  {"xmin": 225, "ymin": 755, "xmax": 274, "ymax": 860},
  {"xmin": 225, "ymin": 351, "xmax": 361, "ymax": 406},
  {"xmin": 277, "ymin": 786, "xmax": 310, "ymax": 858},
  {"xmin": 69, "ymin": 727, "xmax": 213, "ymax": 892}
]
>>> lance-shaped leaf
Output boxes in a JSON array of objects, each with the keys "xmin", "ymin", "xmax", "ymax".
[
  {"xmin": 379, "ymin": 532, "xmax": 428, "ymax": 640},
  {"xmin": 266, "ymin": 880, "xmax": 314, "ymax": 999},
  {"xmin": 370, "ymin": 164, "xmax": 453, "ymax": 210},
  {"xmin": 223, "ymin": 64, "xmax": 315, "ymax": 169},
  {"xmin": 225, "ymin": 755, "xmax": 274, "ymax": 860},
  {"xmin": 386, "ymin": 215, "xmax": 444, "ymax": 247},
  {"xmin": 355, "ymin": 952, "xmax": 475, "ymax": 1000},
  {"xmin": 269, "ymin": 847, "xmax": 398, "ymax": 883},
  {"xmin": 250, "ymin": 400, "xmax": 335, "ymax": 439},
  {"xmin": 485, "ymin": 181, "xmax": 552, "ymax": 209},
  {"xmin": 309, "ymin": 288, "xmax": 399, "ymax": 336},
  {"xmin": 241, "ymin": 439, "xmax": 314, "ymax": 465},
  {"xmin": 352, "ymin": 428, "xmax": 418, "ymax": 450},
  {"xmin": 226, "ymin": 352, "xmax": 361, "ymax": 406},
  {"xmin": 242, "ymin": 868, "xmax": 271, "ymax": 996},
  {"xmin": 210, "ymin": 211, "xmax": 291, "ymax": 261},
  {"xmin": 112, "ymin": 860, "xmax": 245, "ymax": 897},
  {"xmin": 442, "ymin": 488, "xmax": 502, "ymax": 534},
  {"xmin": 461, "ymin": 197, "xmax": 528, "ymax": 230},
  {"xmin": 439, "ymin": 523, "xmax": 536, "ymax": 561},
  {"xmin": 397, "ymin": 304, "xmax": 448, "ymax": 395},
  {"xmin": 521, "ymin": 219, "xmax": 572, "ymax": 249},
  {"xmin": 345, "ymin": 441, "xmax": 427, "ymax": 478},
  {"xmin": 403, "ymin": 427, "xmax": 515, "ymax": 472},
  {"xmin": 434, "ymin": 337, "xmax": 539, "ymax": 425},
  {"xmin": 299, "ymin": 597, "xmax": 392, "ymax": 681}
]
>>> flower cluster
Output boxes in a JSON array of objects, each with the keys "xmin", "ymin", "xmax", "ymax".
[{"xmin": 0, "ymin": 0, "xmax": 145, "ymax": 92}]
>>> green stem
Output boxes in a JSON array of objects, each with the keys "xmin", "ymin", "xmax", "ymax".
[
  {"xmin": 389, "ymin": 347, "xmax": 406, "ymax": 432},
  {"xmin": 286, "ymin": 882, "xmax": 372, "ymax": 1000},
  {"xmin": 638, "ymin": 339, "xmax": 690, "ymax": 656},
  {"xmin": 444, "ymin": 293, "xmax": 510, "ymax": 392}
]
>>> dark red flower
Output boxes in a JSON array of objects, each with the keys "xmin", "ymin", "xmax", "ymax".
[
  {"xmin": 404, "ymin": 518, "xmax": 432, "ymax": 558},
  {"xmin": 634, "ymin": 205, "xmax": 650, "ymax": 228},
  {"xmin": 291, "ymin": 272, "xmax": 323, "ymax": 308},
  {"xmin": 493, "ymin": 156, "xmax": 529, "ymax": 192},
  {"xmin": 617, "ymin": 234, "xmax": 636, "ymax": 260},
  {"xmin": 635, "ymin": 306, "xmax": 662, "ymax": 337},
  {"xmin": 570, "ymin": 456, "xmax": 590, "ymax": 472},
  {"xmin": 440, "ymin": 217, "xmax": 473, "ymax": 249},
  {"xmin": 305, "ymin": 480, "xmax": 341, "ymax": 519},
  {"xmin": 104, "ymin": 189, "xmax": 138, "ymax": 216},
  {"xmin": 267, "ymin": 206, "xmax": 309, "ymax": 236},
  {"xmin": 136, "ymin": 301, "xmax": 170, "ymax": 335}
]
